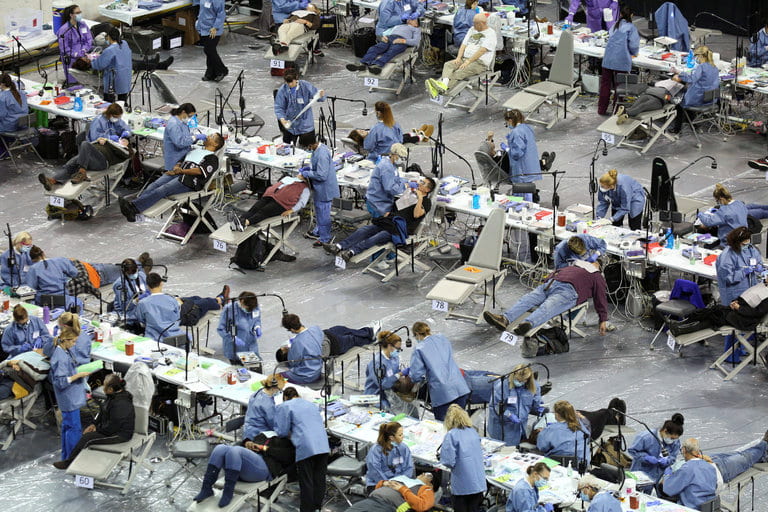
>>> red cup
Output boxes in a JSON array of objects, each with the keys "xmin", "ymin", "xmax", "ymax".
[
  {"xmin": 629, "ymin": 496, "xmax": 639, "ymax": 509},
  {"xmin": 557, "ymin": 214, "xmax": 566, "ymax": 227},
  {"xmin": 125, "ymin": 341, "xmax": 134, "ymax": 356},
  {"xmin": 227, "ymin": 372, "xmax": 237, "ymax": 385},
  {"xmin": 2, "ymin": 299, "xmax": 9, "ymax": 311},
  {"xmin": 547, "ymin": 23, "xmax": 553, "ymax": 35}
]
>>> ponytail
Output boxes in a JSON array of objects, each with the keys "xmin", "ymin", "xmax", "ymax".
[
  {"xmin": 613, "ymin": 4, "xmax": 632, "ymax": 32},
  {"xmin": 554, "ymin": 400, "xmax": 581, "ymax": 432},
  {"xmin": 526, "ymin": 462, "xmax": 549, "ymax": 476},
  {"xmin": 661, "ymin": 413, "xmax": 684, "ymax": 437},
  {"xmin": 106, "ymin": 27, "xmax": 122, "ymax": 45},
  {"xmin": 171, "ymin": 102, "xmax": 197, "ymax": 117},
  {"xmin": 0, "ymin": 73, "xmax": 21, "ymax": 106},
  {"xmin": 58, "ymin": 312, "xmax": 82, "ymax": 337},
  {"xmin": 712, "ymin": 183, "xmax": 732, "ymax": 203}
]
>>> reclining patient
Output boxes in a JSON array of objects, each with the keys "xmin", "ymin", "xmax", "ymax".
[{"xmin": 614, "ymin": 78, "xmax": 684, "ymax": 125}]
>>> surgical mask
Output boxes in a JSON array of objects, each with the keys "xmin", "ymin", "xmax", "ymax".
[
  {"xmin": 599, "ymin": 186, "xmax": 609, "ymax": 193},
  {"xmin": 534, "ymin": 478, "xmax": 548, "ymax": 488},
  {"xmin": 75, "ymin": 14, "xmax": 83, "ymax": 22},
  {"xmin": 513, "ymin": 379, "xmax": 524, "ymax": 387},
  {"xmin": 127, "ymin": 272, "xmax": 139, "ymax": 280},
  {"xmin": 391, "ymin": 441, "xmax": 399, "ymax": 447},
  {"xmin": 580, "ymin": 492, "xmax": 591, "ymax": 502},
  {"xmin": 187, "ymin": 114, "xmax": 198, "ymax": 129},
  {"xmin": 661, "ymin": 435, "xmax": 673, "ymax": 444},
  {"xmin": 20, "ymin": 244, "xmax": 32, "ymax": 253},
  {"xmin": 238, "ymin": 302, "xmax": 248, "ymax": 312},
  {"xmin": 109, "ymin": 117, "xmax": 119, "ymax": 123}
]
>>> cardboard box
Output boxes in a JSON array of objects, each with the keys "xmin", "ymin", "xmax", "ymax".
[{"xmin": 161, "ymin": 9, "xmax": 199, "ymax": 46}]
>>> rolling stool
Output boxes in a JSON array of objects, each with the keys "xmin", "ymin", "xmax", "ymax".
[{"xmin": 324, "ymin": 456, "xmax": 367, "ymax": 507}]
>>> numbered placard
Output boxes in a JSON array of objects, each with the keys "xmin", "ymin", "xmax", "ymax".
[
  {"xmin": 666, "ymin": 333, "xmax": 676, "ymax": 351},
  {"xmin": 601, "ymin": 132, "xmax": 615, "ymax": 145},
  {"xmin": 270, "ymin": 59, "xmax": 285, "ymax": 69},
  {"xmin": 430, "ymin": 95, "xmax": 444, "ymax": 105},
  {"xmin": 335, "ymin": 256, "xmax": 347, "ymax": 269},
  {"xmin": 363, "ymin": 77, "xmax": 379, "ymax": 87},
  {"xmin": 49, "ymin": 195, "xmax": 65, "ymax": 208},
  {"xmin": 500, "ymin": 331, "xmax": 519, "ymax": 346},
  {"xmin": 213, "ymin": 239, "xmax": 228, "ymax": 252},
  {"xmin": 135, "ymin": 214, "xmax": 146, "ymax": 223},
  {"xmin": 432, "ymin": 300, "xmax": 448, "ymax": 312},
  {"xmin": 74, "ymin": 475, "xmax": 94, "ymax": 489}
]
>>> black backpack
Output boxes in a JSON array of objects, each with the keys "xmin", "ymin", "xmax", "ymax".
[
  {"xmin": 522, "ymin": 326, "xmax": 570, "ymax": 358},
  {"xmin": 230, "ymin": 233, "xmax": 267, "ymax": 271}
]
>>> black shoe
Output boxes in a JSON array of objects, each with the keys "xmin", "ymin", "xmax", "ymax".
[
  {"xmin": 53, "ymin": 460, "xmax": 70, "ymax": 470},
  {"xmin": 346, "ymin": 63, "xmax": 365, "ymax": 72},
  {"xmin": 339, "ymin": 250, "xmax": 353, "ymax": 262},
  {"xmin": 313, "ymin": 240, "xmax": 326, "ymax": 248},
  {"xmin": 304, "ymin": 230, "xmax": 319, "ymax": 240},
  {"xmin": 748, "ymin": 158, "xmax": 768, "ymax": 171},
  {"xmin": 483, "ymin": 311, "xmax": 509, "ymax": 331},
  {"xmin": 323, "ymin": 243, "xmax": 340, "ymax": 255},
  {"xmin": 513, "ymin": 322, "xmax": 532, "ymax": 336},
  {"xmin": 214, "ymin": 69, "xmax": 229, "ymax": 82},
  {"xmin": 312, "ymin": 49, "xmax": 324, "ymax": 57},
  {"xmin": 202, "ymin": 75, "xmax": 213, "ymax": 81},
  {"xmin": 194, "ymin": 39, "xmax": 204, "ymax": 47},
  {"xmin": 369, "ymin": 65, "xmax": 383, "ymax": 75},
  {"xmin": 272, "ymin": 43, "xmax": 282, "ymax": 55},
  {"xmin": 119, "ymin": 197, "xmax": 136, "ymax": 222},
  {"xmin": 273, "ymin": 250, "xmax": 297, "ymax": 262},
  {"xmin": 157, "ymin": 56, "xmax": 174, "ymax": 70}
]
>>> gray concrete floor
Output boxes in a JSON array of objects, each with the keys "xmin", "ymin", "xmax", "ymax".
[{"xmin": 2, "ymin": 3, "xmax": 768, "ymax": 510}]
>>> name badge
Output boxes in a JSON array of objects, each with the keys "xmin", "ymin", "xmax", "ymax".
[
  {"xmin": 33, "ymin": 331, "xmax": 40, "ymax": 338},
  {"xmin": 81, "ymin": 27, "xmax": 88, "ymax": 33},
  {"xmin": 393, "ymin": 456, "xmax": 403, "ymax": 465},
  {"xmin": 204, "ymin": 1, "xmax": 211, "ymax": 7},
  {"xmin": 386, "ymin": 368, "xmax": 394, "ymax": 377},
  {"xmin": 750, "ymin": 258, "xmax": 757, "ymax": 266},
  {"xmin": 297, "ymin": 98, "xmax": 305, "ymax": 104},
  {"xmin": 403, "ymin": 4, "xmax": 411, "ymax": 10},
  {"xmin": 252, "ymin": 310, "xmax": 260, "ymax": 318},
  {"xmin": 23, "ymin": 265, "xmax": 29, "ymax": 272},
  {"xmin": 507, "ymin": 396, "xmax": 518, "ymax": 405}
]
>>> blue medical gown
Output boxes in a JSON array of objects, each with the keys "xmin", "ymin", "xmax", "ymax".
[
  {"xmin": 748, "ymin": 28, "xmax": 768, "ymax": 67},
  {"xmin": 697, "ymin": 201, "xmax": 748, "ymax": 242},
  {"xmin": 662, "ymin": 459, "xmax": 717, "ymax": 509},
  {"xmin": 196, "ymin": 0, "xmax": 225, "ymax": 34},
  {"xmin": 365, "ymin": 442, "xmax": 414, "ymax": 486},
  {"xmin": 679, "ymin": 62, "xmax": 720, "ymax": 108},
  {"xmin": 553, "ymin": 235, "xmax": 607, "ymax": 269},
  {"xmin": 50, "ymin": 346, "xmax": 87, "ymax": 412},
  {"xmin": 26, "ymin": 258, "xmax": 79, "ymax": 306},
  {"xmin": 628, "ymin": 429, "xmax": 680, "ymax": 482},
  {"xmin": 364, "ymin": 122, "xmax": 403, "ymax": 161},
  {"xmin": 453, "ymin": 8, "xmax": 475, "ymax": 45},
  {"xmin": 376, "ymin": 0, "xmax": 424, "ymax": 36},
  {"xmin": 0, "ymin": 88, "xmax": 28, "ymax": 132},
  {"xmin": 506, "ymin": 478, "xmax": 546, "ymax": 512},
  {"xmin": 244, "ymin": 389, "xmax": 276, "ymax": 440},
  {"xmin": 536, "ymin": 420, "xmax": 591, "ymax": 466},
  {"xmin": 488, "ymin": 381, "xmax": 541, "ymax": 446},
  {"xmin": 90, "ymin": 41, "xmax": 132, "ymax": 95},
  {"xmin": 136, "ymin": 293, "xmax": 184, "ymax": 340},
  {"xmin": 1, "ymin": 317, "xmax": 51, "ymax": 357},
  {"xmin": 304, "ymin": 143, "xmax": 340, "ymax": 202},
  {"xmin": 409, "ymin": 334, "xmax": 470, "ymax": 408},
  {"xmin": 602, "ymin": 19, "xmax": 640, "ymax": 72},
  {"xmin": 112, "ymin": 273, "xmax": 148, "ymax": 323},
  {"xmin": 285, "ymin": 325, "xmax": 323, "ymax": 383},
  {"xmin": 716, "ymin": 245, "xmax": 763, "ymax": 306},
  {"xmin": 505, "ymin": 123, "xmax": 541, "ymax": 183},
  {"xmin": 274, "ymin": 397, "xmax": 330, "ymax": 461},
  {"xmin": 588, "ymin": 491, "xmax": 623, "ymax": 511},
  {"xmin": 272, "ymin": 0, "xmax": 303, "ymax": 23},
  {"xmin": 364, "ymin": 352, "xmax": 401, "ymax": 408},
  {"xmin": 439, "ymin": 426, "xmax": 487, "ymax": 495},
  {"xmin": 596, "ymin": 174, "xmax": 645, "ymax": 221},
  {"xmin": 87, "ymin": 115, "xmax": 131, "ymax": 142},
  {"xmin": 273, "ymin": 80, "xmax": 323, "ymax": 135},
  {"xmin": 366, "ymin": 157, "xmax": 405, "ymax": 216},
  {"xmin": 217, "ymin": 303, "xmax": 262, "ymax": 361},
  {"xmin": 163, "ymin": 115, "xmax": 194, "ymax": 171},
  {"xmin": 0, "ymin": 249, "xmax": 33, "ymax": 287}
]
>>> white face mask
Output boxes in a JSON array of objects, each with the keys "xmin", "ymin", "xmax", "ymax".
[{"xmin": 599, "ymin": 186, "xmax": 610, "ymax": 193}]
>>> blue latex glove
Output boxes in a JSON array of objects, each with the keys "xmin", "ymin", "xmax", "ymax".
[
  {"xmin": 195, "ymin": 133, "xmax": 208, "ymax": 142},
  {"xmin": 757, "ymin": 264, "xmax": 765, "ymax": 274},
  {"xmin": 120, "ymin": 130, "xmax": 131, "ymax": 139},
  {"xmin": 400, "ymin": 12, "xmax": 410, "ymax": 22},
  {"xmin": 585, "ymin": 251, "xmax": 600, "ymax": 263},
  {"xmin": 643, "ymin": 455, "xmax": 659, "ymax": 465},
  {"xmin": 299, "ymin": 0, "xmax": 309, "ymax": 7},
  {"xmin": 658, "ymin": 456, "xmax": 670, "ymax": 467},
  {"xmin": 20, "ymin": 342, "xmax": 33, "ymax": 352},
  {"xmin": 33, "ymin": 339, "xmax": 44, "ymax": 349},
  {"xmin": 536, "ymin": 405, "xmax": 546, "ymax": 415},
  {"xmin": 401, "ymin": 367, "xmax": 410, "ymax": 377},
  {"xmin": 744, "ymin": 267, "xmax": 755, "ymax": 277},
  {"xmin": 500, "ymin": 142, "xmax": 509, "ymax": 152},
  {"xmin": 298, "ymin": 166, "xmax": 311, "ymax": 174},
  {"xmin": 408, "ymin": 181, "xmax": 418, "ymax": 189},
  {"xmin": 254, "ymin": 325, "xmax": 262, "ymax": 337},
  {"xmin": 409, "ymin": 12, "xmax": 419, "ymax": 20},
  {"xmin": 503, "ymin": 410, "xmax": 520, "ymax": 423},
  {"xmin": 138, "ymin": 290, "xmax": 151, "ymax": 301},
  {"xmin": 544, "ymin": 504, "xmax": 554, "ymax": 512},
  {"xmin": 108, "ymin": 134, "xmax": 119, "ymax": 142}
]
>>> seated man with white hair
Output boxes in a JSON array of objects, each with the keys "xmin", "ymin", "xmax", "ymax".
[
  {"xmin": 576, "ymin": 474, "xmax": 622, "ymax": 511},
  {"xmin": 425, "ymin": 13, "xmax": 496, "ymax": 98},
  {"xmin": 661, "ymin": 438, "xmax": 718, "ymax": 510}
]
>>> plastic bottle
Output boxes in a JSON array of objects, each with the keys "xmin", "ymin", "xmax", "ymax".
[
  {"xmin": 566, "ymin": 460, "xmax": 573, "ymax": 477},
  {"xmin": 73, "ymin": 92, "xmax": 83, "ymax": 112},
  {"xmin": 43, "ymin": 306, "xmax": 50, "ymax": 324},
  {"xmin": 665, "ymin": 228, "xmax": 674, "ymax": 249},
  {"xmin": 686, "ymin": 48, "xmax": 695, "ymax": 68},
  {"xmin": 472, "ymin": 193, "xmax": 480, "ymax": 209}
]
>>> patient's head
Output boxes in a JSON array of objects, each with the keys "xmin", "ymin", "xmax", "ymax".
[{"xmin": 204, "ymin": 132, "xmax": 225, "ymax": 152}]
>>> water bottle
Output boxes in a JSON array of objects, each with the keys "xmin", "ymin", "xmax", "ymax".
[
  {"xmin": 472, "ymin": 193, "xmax": 480, "ymax": 209},
  {"xmin": 73, "ymin": 92, "xmax": 83, "ymax": 112},
  {"xmin": 43, "ymin": 306, "xmax": 51, "ymax": 324},
  {"xmin": 686, "ymin": 49, "xmax": 695, "ymax": 69},
  {"xmin": 665, "ymin": 228, "xmax": 674, "ymax": 249}
]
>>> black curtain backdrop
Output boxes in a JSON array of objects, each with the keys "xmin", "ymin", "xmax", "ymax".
[{"xmin": 626, "ymin": 0, "xmax": 766, "ymax": 36}]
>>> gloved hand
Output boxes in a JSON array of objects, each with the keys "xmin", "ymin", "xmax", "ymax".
[
  {"xmin": 298, "ymin": 166, "xmax": 311, "ymax": 174},
  {"xmin": 400, "ymin": 367, "xmax": 410, "ymax": 377},
  {"xmin": 544, "ymin": 504, "xmax": 554, "ymax": 512},
  {"xmin": 33, "ymin": 339, "xmax": 44, "ymax": 349},
  {"xmin": 138, "ymin": 290, "xmax": 151, "ymax": 301},
  {"xmin": 400, "ymin": 12, "xmax": 410, "ymax": 22},
  {"xmin": 757, "ymin": 264, "xmax": 765, "ymax": 274},
  {"xmin": 298, "ymin": 0, "xmax": 308, "ymax": 7},
  {"xmin": 108, "ymin": 134, "xmax": 119, "ymax": 142},
  {"xmin": 234, "ymin": 336, "xmax": 244, "ymax": 348},
  {"xmin": 503, "ymin": 410, "xmax": 521, "ymax": 423},
  {"xmin": 408, "ymin": 12, "xmax": 419, "ymax": 20},
  {"xmin": 195, "ymin": 133, "xmax": 208, "ymax": 142},
  {"xmin": 586, "ymin": 251, "xmax": 600, "ymax": 263},
  {"xmin": 20, "ymin": 342, "xmax": 33, "ymax": 352},
  {"xmin": 499, "ymin": 142, "xmax": 509, "ymax": 152},
  {"xmin": 409, "ymin": 181, "xmax": 419, "ymax": 189},
  {"xmin": 643, "ymin": 455, "xmax": 659, "ymax": 465},
  {"xmin": 254, "ymin": 326, "xmax": 262, "ymax": 337},
  {"xmin": 658, "ymin": 456, "xmax": 671, "ymax": 467},
  {"xmin": 744, "ymin": 267, "xmax": 755, "ymax": 278},
  {"xmin": 537, "ymin": 405, "xmax": 546, "ymax": 415},
  {"xmin": 120, "ymin": 130, "xmax": 131, "ymax": 139}
]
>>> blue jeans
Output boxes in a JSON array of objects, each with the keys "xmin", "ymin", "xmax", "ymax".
[
  {"xmin": 361, "ymin": 41, "xmax": 408, "ymax": 66},
  {"xmin": 432, "ymin": 393, "xmax": 468, "ymax": 422},
  {"xmin": 93, "ymin": 263, "xmax": 122, "ymax": 286},
  {"xmin": 339, "ymin": 224, "xmax": 392, "ymax": 254},
  {"xmin": 711, "ymin": 441, "xmax": 767, "ymax": 483},
  {"xmin": 61, "ymin": 409, "xmax": 82, "ymax": 461},
  {"xmin": 209, "ymin": 445, "xmax": 271, "ymax": 482},
  {"xmin": 183, "ymin": 296, "xmax": 220, "ymax": 316},
  {"xmin": 502, "ymin": 280, "xmax": 579, "ymax": 328},
  {"xmin": 747, "ymin": 204, "xmax": 768, "ymax": 219},
  {"xmin": 313, "ymin": 200, "xmax": 333, "ymax": 243},
  {"xmin": 132, "ymin": 174, "xmax": 191, "ymax": 213}
]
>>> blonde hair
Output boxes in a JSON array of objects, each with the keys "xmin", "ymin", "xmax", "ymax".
[
  {"xmin": 57, "ymin": 329, "xmax": 79, "ymax": 345},
  {"xmin": 598, "ymin": 169, "xmax": 619, "ymax": 188},
  {"xmin": 694, "ymin": 46, "xmax": 714, "ymax": 65},
  {"xmin": 58, "ymin": 312, "xmax": 82, "ymax": 336},
  {"xmin": 712, "ymin": 183, "xmax": 732, "ymax": 203},
  {"xmin": 260, "ymin": 374, "xmax": 286, "ymax": 389},
  {"xmin": 13, "ymin": 231, "xmax": 32, "ymax": 248},
  {"xmin": 567, "ymin": 236, "xmax": 586, "ymax": 256},
  {"xmin": 412, "ymin": 321, "xmax": 431, "ymax": 338},
  {"xmin": 510, "ymin": 363, "xmax": 536, "ymax": 394},
  {"xmin": 444, "ymin": 404, "xmax": 473, "ymax": 431},
  {"xmin": 554, "ymin": 400, "xmax": 581, "ymax": 432}
]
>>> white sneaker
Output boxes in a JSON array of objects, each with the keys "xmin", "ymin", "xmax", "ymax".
[{"xmin": 370, "ymin": 320, "xmax": 383, "ymax": 338}]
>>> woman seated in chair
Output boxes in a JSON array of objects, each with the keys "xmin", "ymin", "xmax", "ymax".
[
  {"xmin": 536, "ymin": 400, "xmax": 591, "ymax": 468},
  {"xmin": 669, "ymin": 46, "xmax": 720, "ymax": 134},
  {"xmin": 193, "ymin": 436, "xmax": 296, "ymax": 508},
  {"xmin": 53, "ymin": 373, "xmax": 135, "ymax": 469},
  {"xmin": 0, "ymin": 73, "xmax": 29, "ymax": 157},
  {"xmin": 365, "ymin": 422, "xmax": 414, "ymax": 494}
]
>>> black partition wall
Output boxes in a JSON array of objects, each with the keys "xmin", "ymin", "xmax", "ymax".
[{"xmin": 626, "ymin": 0, "xmax": 766, "ymax": 36}]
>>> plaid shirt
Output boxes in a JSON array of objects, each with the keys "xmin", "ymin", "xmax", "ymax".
[{"xmin": 66, "ymin": 259, "xmax": 99, "ymax": 297}]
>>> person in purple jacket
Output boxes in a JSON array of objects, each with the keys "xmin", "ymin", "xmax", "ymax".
[
  {"xmin": 57, "ymin": 4, "xmax": 93, "ymax": 85},
  {"xmin": 565, "ymin": 0, "xmax": 619, "ymax": 33}
]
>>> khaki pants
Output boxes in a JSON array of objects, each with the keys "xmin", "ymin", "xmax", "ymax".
[
  {"xmin": 277, "ymin": 22, "xmax": 306, "ymax": 45},
  {"xmin": 441, "ymin": 59, "xmax": 488, "ymax": 93}
]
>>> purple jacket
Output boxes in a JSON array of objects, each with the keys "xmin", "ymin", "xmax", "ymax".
[
  {"xmin": 552, "ymin": 265, "xmax": 609, "ymax": 322},
  {"xmin": 57, "ymin": 21, "xmax": 93, "ymax": 60},
  {"xmin": 566, "ymin": 0, "xmax": 618, "ymax": 33}
]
